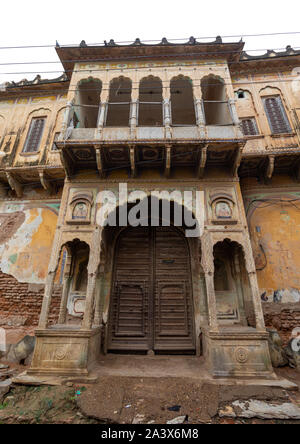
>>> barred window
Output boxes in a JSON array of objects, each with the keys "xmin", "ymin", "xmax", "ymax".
[
  {"xmin": 263, "ymin": 96, "xmax": 292, "ymax": 134},
  {"xmin": 241, "ymin": 118, "xmax": 259, "ymax": 136},
  {"xmin": 23, "ymin": 117, "xmax": 46, "ymax": 153}
]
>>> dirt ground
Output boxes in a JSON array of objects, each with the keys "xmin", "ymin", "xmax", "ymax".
[{"xmin": 0, "ymin": 366, "xmax": 299, "ymax": 424}]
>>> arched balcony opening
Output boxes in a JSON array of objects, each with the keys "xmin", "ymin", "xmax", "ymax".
[
  {"xmin": 213, "ymin": 240, "xmax": 254, "ymax": 327},
  {"xmin": 170, "ymin": 76, "xmax": 196, "ymax": 125},
  {"xmin": 201, "ymin": 75, "xmax": 232, "ymax": 125},
  {"xmin": 56, "ymin": 240, "xmax": 90, "ymax": 326},
  {"xmin": 138, "ymin": 76, "xmax": 163, "ymax": 126},
  {"xmin": 75, "ymin": 78, "xmax": 102, "ymax": 128},
  {"xmin": 105, "ymin": 77, "xmax": 132, "ymax": 127}
]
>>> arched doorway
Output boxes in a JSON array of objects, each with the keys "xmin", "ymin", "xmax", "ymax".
[{"xmin": 108, "ymin": 225, "xmax": 195, "ymax": 354}]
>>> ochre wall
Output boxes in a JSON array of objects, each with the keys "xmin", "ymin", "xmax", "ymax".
[{"xmin": 242, "ymin": 177, "xmax": 300, "ymax": 303}]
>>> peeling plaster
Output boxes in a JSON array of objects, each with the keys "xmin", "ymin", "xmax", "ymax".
[{"xmin": 0, "ymin": 206, "xmax": 58, "ymax": 284}]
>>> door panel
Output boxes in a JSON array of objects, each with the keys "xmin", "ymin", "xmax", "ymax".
[
  {"xmin": 108, "ymin": 226, "xmax": 195, "ymax": 353},
  {"xmin": 108, "ymin": 227, "xmax": 151, "ymax": 351},
  {"xmin": 154, "ymin": 227, "xmax": 195, "ymax": 351}
]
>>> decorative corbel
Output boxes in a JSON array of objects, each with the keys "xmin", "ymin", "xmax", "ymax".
[
  {"xmin": 265, "ymin": 155, "xmax": 275, "ymax": 181},
  {"xmin": 95, "ymin": 145, "xmax": 105, "ymax": 178},
  {"xmin": 59, "ymin": 149, "xmax": 73, "ymax": 179},
  {"xmin": 38, "ymin": 169, "xmax": 53, "ymax": 194},
  {"xmin": 129, "ymin": 145, "xmax": 136, "ymax": 178},
  {"xmin": 6, "ymin": 172, "xmax": 23, "ymax": 197},
  {"xmin": 197, "ymin": 144, "xmax": 208, "ymax": 179},
  {"xmin": 231, "ymin": 145, "xmax": 243, "ymax": 177},
  {"xmin": 165, "ymin": 144, "xmax": 172, "ymax": 178}
]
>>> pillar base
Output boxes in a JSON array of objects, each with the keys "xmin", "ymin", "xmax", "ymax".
[
  {"xmin": 28, "ymin": 325, "xmax": 101, "ymax": 377},
  {"xmin": 202, "ymin": 325, "xmax": 275, "ymax": 379}
]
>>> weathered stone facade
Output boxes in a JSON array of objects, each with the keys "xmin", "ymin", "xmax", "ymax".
[{"xmin": 0, "ymin": 37, "xmax": 299, "ymax": 378}]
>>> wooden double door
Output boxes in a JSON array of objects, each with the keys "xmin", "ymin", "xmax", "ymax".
[{"xmin": 108, "ymin": 226, "xmax": 195, "ymax": 353}]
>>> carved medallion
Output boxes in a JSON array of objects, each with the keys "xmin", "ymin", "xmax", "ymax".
[
  {"xmin": 235, "ymin": 347, "xmax": 249, "ymax": 364},
  {"xmin": 55, "ymin": 346, "xmax": 68, "ymax": 360}
]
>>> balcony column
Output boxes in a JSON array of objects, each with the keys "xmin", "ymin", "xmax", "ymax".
[
  {"xmin": 96, "ymin": 86, "xmax": 109, "ymax": 138},
  {"xmin": 82, "ymin": 227, "xmax": 103, "ymax": 330},
  {"xmin": 60, "ymin": 101, "xmax": 73, "ymax": 139},
  {"xmin": 130, "ymin": 89, "xmax": 139, "ymax": 138},
  {"xmin": 162, "ymin": 84, "xmax": 172, "ymax": 138},
  {"xmin": 194, "ymin": 84, "xmax": 206, "ymax": 138}
]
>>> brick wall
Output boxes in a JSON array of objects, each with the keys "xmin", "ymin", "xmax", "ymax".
[
  {"xmin": 263, "ymin": 302, "xmax": 300, "ymax": 345},
  {"xmin": 0, "ymin": 271, "xmax": 61, "ymax": 327}
]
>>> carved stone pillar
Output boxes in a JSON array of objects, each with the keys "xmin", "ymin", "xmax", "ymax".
[
  {"xmin": 38, "ymin": 272, "xmax": 56, "ymax": 329},
  {"xmin": 201, "ymin": 233, "xmax": 219, "ymax": 332},
  {"xmin": 58, "ymin": 250, "xmax": 73, "ymax": 324},
  {"xmin": 82, "ymin": 227, "xmax": 103, "ymax": 330},
  {"xmin": 93, "ymin": 270, "xmax": 103, "ymax": 326},
  {"xmin": 38, "ymin": 230, "xmax": 62, "ymax": 329},
  {"xmin": 243, "ymin": 243, "xmax": 266, "ymax": 331}
]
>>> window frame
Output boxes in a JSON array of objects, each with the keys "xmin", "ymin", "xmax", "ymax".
[
  {"xmin": 22, "ymin": 116, "xmax": 46, "ymax": 154},
  {"xmin": 240, "ymin": 117, "xmax": 260, "ymax": 136},
  {"xmin": 262, "ymin": 95, "xmax": 292, "ymax": 135}
]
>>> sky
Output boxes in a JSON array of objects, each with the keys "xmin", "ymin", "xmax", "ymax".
[{"xmin": 0, "ymin": 0, "xmax": 300, "ymax": 84}]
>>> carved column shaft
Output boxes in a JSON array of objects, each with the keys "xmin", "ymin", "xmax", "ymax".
[
  {"xmin": 39, "ymin": 271, "xmax": 56, "ymax": 329},
  {"xmin": 38, "ymin": 230, "xmax": 62, "ymax": 329},
  {"xmin": 243, "ymin": 240, "xmax": 266, "ymax": 331},
  {"xmin": 201, "ymin": 234, "xmax": 219, "ymax": 331},
  {"xmin": 58, "ymin": 251, "xmax": 73, "ymax": 324},
  {"xmin": 82, "ymin": 227, "xmax": 103, "ymax": 330}
]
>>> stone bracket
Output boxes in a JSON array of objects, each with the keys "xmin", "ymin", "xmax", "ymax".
[
  {"xmin": 165, "ymin": 144, "xmax": 172, "ymax": 178},
  {"xmin": 198, "ymin": 144, "xmax": 208, "ymax": 179},
  {"xmin": 38, "ymin": 169, "xmax": 53, "ymax": 194},
  {"xmin": 6, "ymin": 171, "xmax": 23, "ymax": 197},
  {"xmin": 94, "ymin": 145, "xmax": 105, "ymax": 178},
  {"xmin": 129, "ymin": 145, "xmax": 136, "ymax": 178}
]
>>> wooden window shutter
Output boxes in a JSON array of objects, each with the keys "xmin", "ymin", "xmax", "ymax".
[
  {"xmin": 241, "ymin": 118, "xmax": 259, "ymax": 136},
  {"xmin": 23, "ymin": 118, "xmax": 45, "ymax": 153},
  {"xmin": 263, "ymin": 96, "xmax": 291, "ymax": 134}
]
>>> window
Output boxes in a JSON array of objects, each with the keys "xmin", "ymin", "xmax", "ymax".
[
  {"xmin": 263, "ymin": 96, "xmax": 292, "ymax": 134},
  {"xmin": 23, "ymin": 117, "xmax": 45, "ymax": 153},
  {"xmin": 51, "ymin": 132, "xmax": 60, "ymax": 151},
  {"xmin": 236, "ymin": 90, "xmax": 245, "ymax": 99},
  {"xmin": 241, "ymin": 118, "xmax": 259, "ymax": 136}
]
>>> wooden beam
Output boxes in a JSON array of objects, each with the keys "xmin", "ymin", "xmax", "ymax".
[
  {"xmin": 197, "ymin": 144, "xmax": 208, "ymax": 179},
  {"xmin": 94, "ymin": 145, "xmax": 105, "ymax": 178},
  {"xmin": 6, "ymin": 172, "xmax": 23, "ymax": 197},
  {"xmin": 165, "ymin": 144, "xmax": 172, "ymax": 178},
  {"xmin": 129, "ymin": 145, "xmax": 136, "ymax": 178},
  {"xmin": 38, "ymin": 169, "xmax": 53, "ymax": 194}
]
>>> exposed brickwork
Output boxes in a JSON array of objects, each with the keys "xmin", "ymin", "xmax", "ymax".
[
  {"xmin": 263, "ymin": 303, "xmax": 300, "ymax": 346},
  {"xmin": 0, "ymin": 271, "xmax": 61, "ymax": 327}
]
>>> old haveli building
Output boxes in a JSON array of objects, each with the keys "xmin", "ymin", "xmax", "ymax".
[{"xmin": 0, "ymin": 37, "xmax": 299, "ymax": 378}]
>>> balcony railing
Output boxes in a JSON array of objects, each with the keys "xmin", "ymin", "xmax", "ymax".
[{"xmin": 60, "ymin": 98, "xmax": 243, "ymax": 143}]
